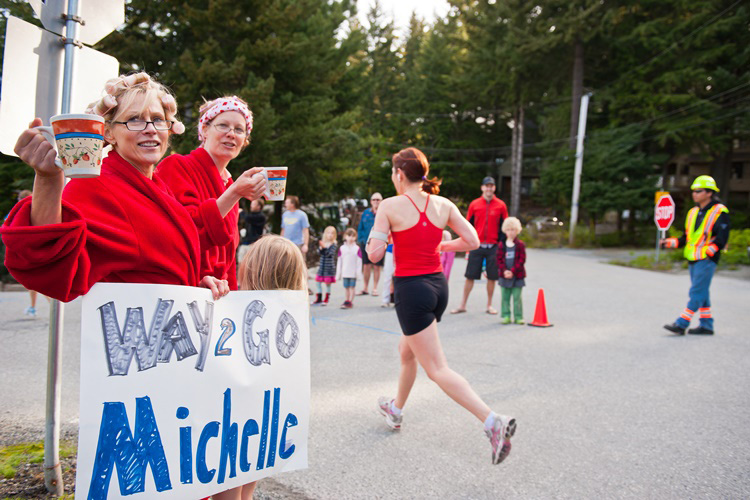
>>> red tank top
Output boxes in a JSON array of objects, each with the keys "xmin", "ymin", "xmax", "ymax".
[{"xmin": 392, "ymin": 194, "xmax": 444, "ymax": 277}]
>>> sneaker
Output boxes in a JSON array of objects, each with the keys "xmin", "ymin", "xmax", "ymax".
[
  {"xmin": 340, "ymin": 302, "xmax": 348, "ymax": 309},
  {"xmin": 377, "ymin": 397, "xmax": 402, "ymax": 430},
  {"xmin": 663, "ymin": 323, "xmax": 686, "ymax": 335},
  {"xmin": 688, "ymin": 326, "xmax": 714, "ymax": 335},
  {"xmin": 24, "ymin": 306, "xmax": 36, "ymax": 317},
  {"xmin": 501, "ymin": 317, "xmax": 511, "ymax": 325},
  {"xmin": 514, "ymin": 319, "xmax": 525, "ymax": 325},
  {"xmin": 486, "ymin": 414, "xmax": 516, "ymax": 465},
  {"xmin": 344, "ymin": 301, "xmax": 353, "ymax": 309}
]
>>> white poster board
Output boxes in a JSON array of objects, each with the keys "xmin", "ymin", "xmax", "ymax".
[{"xmin": 75, "ymin": 283, "xmax": 310, "ymax": 499}]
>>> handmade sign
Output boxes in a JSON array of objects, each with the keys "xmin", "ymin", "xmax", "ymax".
[{"xmin": 74, "ymin": 283, "xmax": 310, "ymax": 499}]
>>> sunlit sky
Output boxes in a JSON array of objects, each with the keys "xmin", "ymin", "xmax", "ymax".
[{"xmin": 356, "ymin": 0, "xmax": 451, "ymax": 30}]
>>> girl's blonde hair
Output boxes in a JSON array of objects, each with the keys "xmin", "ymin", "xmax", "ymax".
[
  {"xmin": 502, "ymin": 216, "xmax": 523, "ymax": 232},
  {"xmin": 238, "ymin": 235, "xmax": 307, "ymax": 291},
  {"xmin": 323, "ymin": 226, "xmax": 337, "ymax": 243}
]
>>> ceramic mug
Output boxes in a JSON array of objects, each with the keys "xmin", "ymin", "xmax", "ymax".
[
  {"xmin": 262, "ymin": 167, "xmax": 288, "ymax": 201},
  {"xmin": 36, "ymin": 114, "xmax": 106, "ymax": 178}
]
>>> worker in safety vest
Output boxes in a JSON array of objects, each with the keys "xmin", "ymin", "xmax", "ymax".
[{"xmin": 661, "ymin": 175, "xmax": 730, "ymax": 335}]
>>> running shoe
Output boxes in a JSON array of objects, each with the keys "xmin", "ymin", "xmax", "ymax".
[
  {"xmin": 514, "ymin": 319, "xmax": 525, "ymax": 325},
  {"xmin": 486, "ymin": 414, "xmax": 516, "ymax": 465},
  {"xmin": 501, "ymin": 317, "xmax": 511, "ymax": 325},
  {"xmin": 24, "ymin": 306, "xmax": 36, "ymax": 317},
  {"xmin": 377, "ymin": 397, "xmax": 402, "ymax": 430}
]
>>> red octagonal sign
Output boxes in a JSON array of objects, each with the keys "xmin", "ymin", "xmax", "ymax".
[{"xmin": 654, "ymin": 194, "xmax": 676, "ymax": 231}]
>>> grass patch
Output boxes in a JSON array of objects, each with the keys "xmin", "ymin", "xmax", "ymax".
[
  {"xmin": 0, "ymin": 441, "xmax": 76, "ymax": 479},
  {"xmin": 609, "ymin": 254, "xmax": 675, "ymax": 271}
]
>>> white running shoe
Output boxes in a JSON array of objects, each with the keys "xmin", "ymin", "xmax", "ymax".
[
  {"xmin": 486, "ymin": 414, "xmax": 516, "ymax": 465},
  {"xmin": 377, "ymin": 397, "xmax": 402, "ymax": 430}
]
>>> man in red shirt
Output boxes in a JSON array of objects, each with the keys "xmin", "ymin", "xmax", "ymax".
[{"xmin": 451, "ymin": 176, "xmax": 508, "ymax": 314}]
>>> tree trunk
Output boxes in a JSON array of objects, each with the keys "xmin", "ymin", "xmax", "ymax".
[
  {"xmin": 510, "ymin": 108, "xmax": 518, "ymax": 206},
  {"xmin": 511, "ymin": 104, "xmax": 524, "ymax": 216},
  {"xmin": 569, "ymin": 39, "xmax": 584, "ymax": 150},
  {"xmin": 710, "ymin": 141, "xmax": 733, "ymax": 198}
]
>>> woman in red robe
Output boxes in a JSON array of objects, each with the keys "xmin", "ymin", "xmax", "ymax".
[
  {"xmin": 157, "ymin": 96, "xmax": 266, "ymax": 291},
  {"xmin": 2, "ymin": 73, "xmax": 230, "ymax": 302}
]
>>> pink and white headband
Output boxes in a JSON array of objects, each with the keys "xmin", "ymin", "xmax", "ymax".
[{"xmin": 198, "ymin": 96, "xmax": 253, "ymax": 142}]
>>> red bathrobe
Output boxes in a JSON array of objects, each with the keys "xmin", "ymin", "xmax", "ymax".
[
  {"xmin": 1, "ymin": 151, "xmax": 202, "ymax": 302},
  {"xmin": 157, "ymin": 148, "xmax": 240, "ymax": 290}
]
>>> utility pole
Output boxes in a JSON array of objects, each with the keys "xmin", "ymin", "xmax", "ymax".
[{"xmin": 568, "ymin": 92, "xmax": 592, "ymax": 246}]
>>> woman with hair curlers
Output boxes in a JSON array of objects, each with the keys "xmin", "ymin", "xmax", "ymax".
[{"xmin": 2, "ymin": 72, "xmax": 230, "ymax": 301}]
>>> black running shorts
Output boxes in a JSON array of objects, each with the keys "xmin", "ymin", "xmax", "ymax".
[
  {"xmin": 464, "ymin": 245, "xmax": 499, "ymax": 280},
  {"xmin": 393, "ymin": 272, "xmax": 449, "ymax": 335}
]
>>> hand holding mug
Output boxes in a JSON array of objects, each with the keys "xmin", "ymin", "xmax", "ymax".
[
  {"xmin": 14, "ymin": 119, "xmax": 62, "ymax": 179},
  {"xmin": 33, "ymin": 114, "xmax": 106, "ymax": 178},
  {"xmin": 233, "ymin": 167, "xmax": 267, "ymax": 201}
]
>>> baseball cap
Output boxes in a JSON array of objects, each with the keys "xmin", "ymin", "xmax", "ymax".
[{"xmin": 482, "ymin": 176, "xmax": 496, "ymax": 186}]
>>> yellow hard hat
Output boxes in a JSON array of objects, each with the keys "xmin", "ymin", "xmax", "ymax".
[{"xmin": 691, "ymin": 175, "xmax": 719, "ymax": 192}]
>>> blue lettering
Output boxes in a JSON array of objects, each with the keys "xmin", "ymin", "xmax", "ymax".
[
  {"xmin": 176, "ymin": 407, "xmax": 192, "ymax": 485},
  {"xmin": 279, "ymin": 413, "xmax": 298, "ymax": 460},
  {"xmin": 196, "ymin": 421, "xmax": 219, "ymax": 484},
  {"xmin": 217, "ymin": 389, "xmax": 238, "ymax": 484},
  {"xmin": 89, "ymin": 397, "xmax": 171, "ymax": 497},
  {"xmin": 239, "ymin": 419, "xmax": 259, "ymax": 472},
  {"xmin": 266, "ymin": 388, "xmax": 281, "ymax": 468},
  {"xmin": 256, "ymin": 390, "xmax": 271, "ymax": 470}
]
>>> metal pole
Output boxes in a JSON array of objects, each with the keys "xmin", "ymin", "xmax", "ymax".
[
  {"xmin": 44, "ymin": 301, "xmax": 64, "ymax": 496},
  {"xmin": 655, "ymin": 228, "xmax": 661, "ymax": 263},
  {"xmin": 568, "ymin": 92, "xmax": 592, "ymax": 246},
  {"xmin": 45, "ymin": 0, "xmax": 80, "ymax": 494}
]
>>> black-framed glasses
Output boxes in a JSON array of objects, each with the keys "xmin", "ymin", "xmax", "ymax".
[
  {"xmin": 212, "ymin": 123, "xmax": 247, "ymax": 136},
  {"xmin": 692, "ymin": 189, "xmax": 707, "ymax": 194},
  {"xmin": 112, "ymin": 119, "xmax": 173, "ymax": 131}
]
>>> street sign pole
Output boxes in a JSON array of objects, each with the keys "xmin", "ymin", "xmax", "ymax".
[{"xmin": 44, "ymin": 1, "xmax": 81, "ymax": 493}]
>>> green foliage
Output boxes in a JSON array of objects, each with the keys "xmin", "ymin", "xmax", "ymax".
[
  {"xmin": 724, "ymin": 228, "xmax": 750, "ymax": 266},
  {"xmin": 0, "ymin": 441, "xmax": 75, "ymax": 479}
]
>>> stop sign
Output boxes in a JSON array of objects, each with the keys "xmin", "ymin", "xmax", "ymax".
[{"xmin": 654, "ymin": 194, "xmax": 676, "ymax": 231}]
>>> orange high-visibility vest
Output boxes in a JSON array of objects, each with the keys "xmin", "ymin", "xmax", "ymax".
[{"xmin": 683, "ymin": 203, "xmax": 728, "ymax": 261}]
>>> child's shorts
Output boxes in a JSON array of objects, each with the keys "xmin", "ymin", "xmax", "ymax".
[{"xmin": 343, "ymin": 278, "xmax": 356, "ymax": 288}]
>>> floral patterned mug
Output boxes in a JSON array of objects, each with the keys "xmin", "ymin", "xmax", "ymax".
[{"xmin": 36, "ymin": 114, "xmax": 105, "ymax": 178}]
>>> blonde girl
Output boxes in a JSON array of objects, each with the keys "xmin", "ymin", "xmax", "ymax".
[
  {"xmin": 213, "ymin": 235, "xmax": 307, "ymax": 500},
  {"xmin": 313, "ymin": 225, "xmax": 338, "ymax": 306}
]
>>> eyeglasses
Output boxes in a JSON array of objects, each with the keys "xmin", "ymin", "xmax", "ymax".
[
  {"xmin": 112, "ymin": 119, "xmax": 173, "ymax": 131},
  {"xmin": 371, "ymin": 198, "xmax": 382, "ymax": 202},
  {"xmin": 212, "ymin": 123, "xmax": 247, "ymax": 136},
  {"xmin": 692, "ymin": 189, "xmax": 707, "ymax": 194}
]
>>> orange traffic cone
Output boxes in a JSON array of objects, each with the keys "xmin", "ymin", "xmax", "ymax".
[{"xmin": 529, "ymin": 288, "xmax": 553, "ymax": 327}]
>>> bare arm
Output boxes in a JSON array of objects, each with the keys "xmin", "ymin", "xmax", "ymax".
[
  {"xmin": 366, "ymin": 200, "xmax": 391, "ymax": 263},
  {"xmin": 301, "ymin": 227, "xmax": 309, "ymax": 253},
  {"xmin": 441, "ymin": 202, "xmax": 479, "ymax": 252},
  {"xmin": 15, "ymin": 119, "xmax": 65, "ymax": 225}
]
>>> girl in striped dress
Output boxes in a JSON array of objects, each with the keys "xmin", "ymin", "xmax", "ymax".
[{"xmin": 313, "ymin": 225, "xmax": 338, "ymax": 305}]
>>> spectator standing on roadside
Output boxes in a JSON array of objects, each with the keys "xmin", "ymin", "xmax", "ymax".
[
  {"xmin": 281, "ymin": 195, "xmax": 310, "ymax": 254},
  {"xmin": 237, "ymin": 198, "xmax": 266, "ymax": 264},
  {"xmin": 357, "ymin": 192, "xmax": 384, "ymax": 296},
  {"xmin": 451, "ymin": 176, "xmax": 508, "ymax": 315}
]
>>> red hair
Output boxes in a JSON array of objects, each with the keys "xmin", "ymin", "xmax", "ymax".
[{"xmin": 392, "ymin": 147, "xmax": 441, "ymax": 195}]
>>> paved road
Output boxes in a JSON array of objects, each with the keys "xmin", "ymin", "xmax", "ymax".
[{"xmin": 1, "ymin": 249, "xmax": 749, "ymax": 498}]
